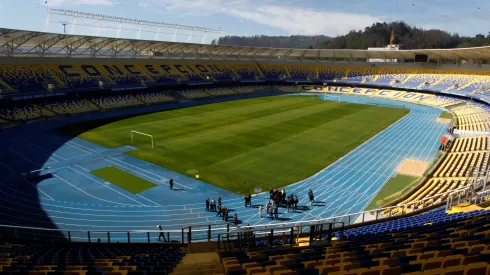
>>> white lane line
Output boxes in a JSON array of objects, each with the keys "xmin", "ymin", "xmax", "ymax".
[
  {"xmin": 136, "ymin": 194, "xmax": 162, "ymax": 206},
  {"xmin": 52, "ymin": 174, "xmax": 138, "ymax": 207},
  {"xmin": 24, "ymin": 179, "xmax": 55, "ymax": 201},
  {"xmin": 71, "ymin": 165, "xmax": 147, "ymax": 206}
]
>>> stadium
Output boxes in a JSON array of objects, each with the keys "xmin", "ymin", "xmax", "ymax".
[{"xmin": 3, "ymin": 5, "xmax": 490, "ymax": 275}]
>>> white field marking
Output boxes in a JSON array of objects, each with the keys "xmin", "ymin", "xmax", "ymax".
[
  {"xmin": 0, "ymin": 200, "xmax": 193, "ymax": 218},
  {"xmin": 136, "ymin": 194, "xmax": 162, "ymax": 206},
  {"xmin": 16, "ymin": 139, "xmax": 64, "ymax": 162},
  {"xmin": 285, "ymin": 110, "xmax": 415, "ymax": 206},
  {"xmin": 248, "ymin": 111, "xmax": 420, "ymax": 225},
  {"xmin": 47, "ymin": 153, "xmax": 126, "ymax": 173},
  {"xmin": 0, "ymin": 201, "xmax": 201, "ymax": 221},
  {"xmin": 9, "ymin": 143, "xmax": 42, "ymax": 166},
  {"xmin": 281, "ymin": 110, "xmax": 427, "ymax": 223},
  {"xmin": 64, "ymin": 142, "xmax": 93, "ymax": 155},
  {"xmin": 0, "ymin": 189, "xmax": 198, "ymax": 215},
  {"xmin": 107, "ymin": 156, "xmax": 193, "ymax": 190},
  {"xmin": 23, "ymin": 179, "xmax": 55, "ymax": 201},
  {"xmin": 313, "ymin": 112, "xmax": 431, "ymax": 216},
  {"xmin": 350, "ymin": 113, "xmax": 446, "ymax": 214},
  {"xmin": 280, "ymin": 109, "xmax": 414, "ymax": 197},
  {"xmin": 71, "ymin": 165, "xmax": 146, "ymax": 206},
  {"xmin": 0, "ymin": 211, "xmax": 202, "ymax": 229},
  {"xmin": 52, "ymin": 174, "xmax": 139, "ymax": 206},
  {"xmin": 0, "ymin": 162, "xmax": 14, "ymax": 173},
  {"xmin": 302, "ymin": 111, "xmax": 425, "ymax": 201},
  {"xmin": 326, "ymin": 111, "xmax": 440, "ymax": 218}
]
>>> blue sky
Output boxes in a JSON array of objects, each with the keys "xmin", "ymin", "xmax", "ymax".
[{"xmin": 0, "ymin": 0, "xmax": 488, "ymax": 43}]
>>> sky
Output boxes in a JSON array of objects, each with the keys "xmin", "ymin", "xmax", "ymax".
[{"xmin": 0, "ymin": 0, "xmax": 489, "ymax": 43}]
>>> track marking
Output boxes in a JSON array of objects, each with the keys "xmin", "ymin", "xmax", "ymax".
[
  {"xmin": 71, "ymin": 165, "xmax": 146, "ymax": 206},
  {"xmin": 52, "ymin": 174, "xmax": 138, "ymax": 206},
  {"xmin": 136, "ymin": 194, "xmax": 162, "ymax": 206}
]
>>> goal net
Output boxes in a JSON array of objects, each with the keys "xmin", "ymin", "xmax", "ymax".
[{"xmin": 130, "ymin": 130, "xmax": 154, "ymax": 148}]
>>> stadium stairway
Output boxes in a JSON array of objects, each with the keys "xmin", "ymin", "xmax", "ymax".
[{"xmin": 171, "ymin": 252, "xmax": 225, "ymax": 275}]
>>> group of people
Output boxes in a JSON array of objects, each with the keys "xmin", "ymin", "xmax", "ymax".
[
  {"xmin": 269, "ymin": 188, "xmax": 300, "ymax": 211},
  {"xmin": 264, "ymin": 201, "xmax": 279, "ymax": 219},
  {"xmin": 202, "ymin": 188, "xmax": 316, "ymax": 225},
  {"xmin": 244, "ymin": 193, "xmax": 252, "ymax": 207},
  {"xmin": 269, "ymin": 188, "xmax": 287, "ymax": 206},
  {"xmin": 205, "ymin": 197, "xmax": 239, "ymax": 225},
  {"xmin": 205, "ymin": 197, "xmax": 221, "ymax": 212}
]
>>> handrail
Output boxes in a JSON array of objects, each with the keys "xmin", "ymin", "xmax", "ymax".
[
  {"xmin": 0, "ymin": 184, "xmax": 471, "ymax": 244},
  {"xmin": 0, "ymin": 224, "xmax": 182, "ymax": 233}
]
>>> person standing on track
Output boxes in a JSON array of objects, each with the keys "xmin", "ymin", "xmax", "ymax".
[
  {"xmin": 308, "ymin": 189, "xmax": 314, "ymax": 205},
  {"xmin": 205, "ymin": 198, "xmax": 210, "ymax": 211},
  {"xmin": 157, "ymin": 225, "xmax": 167, "ymax": 242},
  {"xmin": 169, "ymin": 178, "xmax": 174, "ymax": 190}
]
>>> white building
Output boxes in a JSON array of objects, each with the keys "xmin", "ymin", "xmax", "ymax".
[{"xmin": 368, "ymin": 44, "xmax": 401, "ymax": 63}]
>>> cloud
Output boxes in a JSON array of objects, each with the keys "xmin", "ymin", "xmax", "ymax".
[
  {"xmin": 138, "ymin": 0, "xmax": 382, "ymax": 36},
  {"xmin": 42, "ymin": 0, "xmax": 116, "ymax": 6}
]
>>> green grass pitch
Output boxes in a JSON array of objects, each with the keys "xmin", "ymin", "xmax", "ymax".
[
  {"xmin": 61, "ymin": 96, "xmax": 409, "ymax": 194},
  {"xmin": 439, "ymin": 111, "xmax": 454, "ymax": 120},
  {"xmin": 91, "ymin": 166, "xmax": 157, "ymax": 194}
]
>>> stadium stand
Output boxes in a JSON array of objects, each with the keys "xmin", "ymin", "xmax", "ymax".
[
  {"xmin": 209, "ymin": 64, "xmax": 237, "ymax": 81},
  {"xmin": 134, "ymin": 91, "xmax": 177, "ymax": 104},
  {"xmin": 179, "ymin": 89, "xmax": 212, "ymax": 99},
  {"xmin": 347, "ymin": 67, "xmax": 377, "ymax": 83},
  {"xmin": 87, "ymin": 94, "xmax": 143, "ymax": 110},
  {"xmin": 41, "ymin": 98, "xmax": 101, "ymax": 114},
  {"xmin": 402, "ymin": 71, "xmax": 445, "ymax": 88},
  {"xmin": 0, "ymin": 65, "xmax": 54, "ymax": 95},
  {"xmin": 318, "ymin": 67, "xmax": 347, "ymax": 81},
  {"xmin": 221, "ymin": 208, "xmax": 490, "ymax": 275},
  {"xmin": 450, "ymin": 104, "xmax": 490, "ymax": 132},
  {"xmin": 230, "ymin": 64, "xmax": 261, "ymax": 80},
  {"xmin": 0, "ymin": 242, "xmax": 184, "ymax": 274},
  {"xmin": 287, "ymin": 65, "xmax": 316, "ymax": 81},
  {"xmin": 202, "ymin": 88, "xmax": 238, "ymax": 97},
  {"xmin": 233, "ymin": 85, "xmax": 269, "ymax": 94},
  {"xmin": 375, "ymin": 68, "xmax": 410, "ymax": 85},
  {"xmin": 48, "ymin": 65, "xmax": 107, "ymax": 91},
  {"xmin": 258, "ymin": 64, "xmax": 288, "ymax": 80},
  {"xmin": 430, "ymin": 72, "xmax": 478, "ymax": 91},
  {"xmin": 0, "ymin": 103, "xmax": 56, "ymax": 121}
]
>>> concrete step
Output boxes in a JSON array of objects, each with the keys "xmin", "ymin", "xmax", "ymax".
[{"xmin": 171, "ymin": 252, "xmax": 224, "ymax": 275}]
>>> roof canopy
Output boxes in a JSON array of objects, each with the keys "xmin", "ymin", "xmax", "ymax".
[{"xmin": 1, "ymin": 28, "xmax": 490, "ymax": 61}]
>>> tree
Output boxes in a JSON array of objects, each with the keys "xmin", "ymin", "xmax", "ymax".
[{"xmin": 217, "ymin": 21, "xmax": 490, "ymax": 50}]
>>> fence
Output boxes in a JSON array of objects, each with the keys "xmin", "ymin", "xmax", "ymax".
[
  {"xmin": 217, "ymin": 221, "xmax": 345, "ymax": 251},
  {"xmin": 0, "ymin": 185, "xmax": 473, "ymax": 244}
]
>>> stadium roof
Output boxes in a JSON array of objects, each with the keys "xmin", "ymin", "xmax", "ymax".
[{"xmin": 2, "ymin": 27, "xmax": 490, "ymax": 62}]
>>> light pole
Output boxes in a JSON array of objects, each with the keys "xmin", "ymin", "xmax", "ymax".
[{"xmin": 61, "ymin": 21, "xmax": 68, "ymax": 34}]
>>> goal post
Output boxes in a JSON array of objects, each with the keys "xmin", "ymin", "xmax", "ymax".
[{"xmin": 130, "ymin": 130, "xmax": 154, "ymax": 148}]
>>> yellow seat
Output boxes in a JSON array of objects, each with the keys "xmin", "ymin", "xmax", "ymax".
[
  {"xmin": 247, "ymin": 267, "xmax": 266, "ymax": 275},
  {"xmin": 266, "ymin": 265, "xmax": 285, "ymax": 273},
  {"xmin": 443, "ymin": 265, "xmax": 465, "ymax": 275},
  {"xmin": 443, "ymin": 255, "xmax": 462, "ymax": 268},
  {"xmin": 318, "ymin": 265, "xmax": 341, "ymax": 274},
  {"xmin": 464, "ymin": 262, "xmax": 489, "ymax": 274}
]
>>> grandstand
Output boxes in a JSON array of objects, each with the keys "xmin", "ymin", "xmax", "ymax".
[{"xmin": 4, "ymin": 27, "xmax": 490, "ymax": 275}]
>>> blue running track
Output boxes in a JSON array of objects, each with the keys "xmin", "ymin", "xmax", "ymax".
[{"xmin": 0, "ymin": 94, "xmax": 448, "ymax": 242}]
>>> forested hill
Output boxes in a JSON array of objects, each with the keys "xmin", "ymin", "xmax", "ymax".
[{"xmin": 217, "ymin": 22, "xmax": 490, "ymax": 50}]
